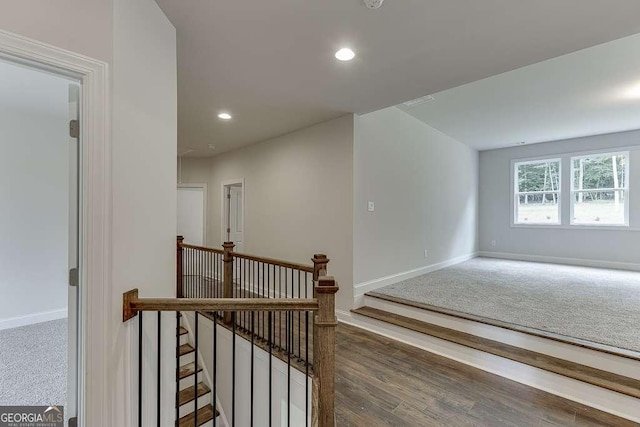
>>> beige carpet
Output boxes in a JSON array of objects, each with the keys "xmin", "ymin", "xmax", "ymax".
[{"xmin": 375, "ymin": 258, "xmax": 640, "ymax": 353}]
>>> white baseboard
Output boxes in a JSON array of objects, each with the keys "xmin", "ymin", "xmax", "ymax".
[
  {"xmin": 0, "ymin": 308, "xmax": 68, "ymax": 331},
  {"xmin": 478, "ymin": 251, "xmax": 640, "ymax": 272},
  {"xmin": 353, "ymin": 252, "xmax": 477, "ymax": 306},
  {"xmin": 337, "ymin": 309, "xmax": 640, "ymax": 423}
]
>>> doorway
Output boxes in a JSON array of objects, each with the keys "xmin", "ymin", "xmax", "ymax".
[
  {"xmin": 177, "ymin": 184, "xmax": 207, "ymax": 246},
  {"xmin": 222, "ymin": 180, "xmax": 244, "ymax": 252},
  {"xmin": 0, "ymin": 57, "xmax": 80, "ymax": 422}
]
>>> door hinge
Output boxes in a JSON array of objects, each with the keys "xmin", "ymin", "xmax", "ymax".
[
  {"xmin": 69, "ymin": 268, "xmax": 79, "ymax": 287},
  {"xmin": 69, "ymin": 119, "xmax": 80, "ymax": 138},
  {"xmin": 69, "ymin": 417, "xmax": 78, "ymax": 427},
  {"xmin": 227, "ymin": 193, "xmax": 231, "ymax": 199},
  {"xmin": 226, "ymin": 228, "xmax": 231, "ymax": 233}
]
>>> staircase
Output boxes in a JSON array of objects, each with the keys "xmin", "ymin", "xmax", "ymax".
[{"xmin": 176, "ymin": 317, "xmax": 218, "ymax": 427}]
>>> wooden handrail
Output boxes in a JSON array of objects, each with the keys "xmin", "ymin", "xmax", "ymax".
[
  {"xmin": 178, "ymin": 239, "xmax": 314, "ymax": 273},
  {"xmin": 180, "ymin": 242, "xmax": 224, "ymax": 254},
  {"xmin": 123, "ymin": 289, "xmax": 319, "ymax": 321},
  {"xmin": 230, "ymin": 251, "xmax": 314, "ymax": 273}
]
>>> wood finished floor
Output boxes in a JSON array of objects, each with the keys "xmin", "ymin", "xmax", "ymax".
[{"xmin": 335, "ymin": 323, "xmax": 638, "ymax": 427}]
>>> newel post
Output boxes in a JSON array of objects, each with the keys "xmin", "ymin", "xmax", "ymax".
[
  {"xmin": 223, "ymin": 241, "xmax": 235, "ymax": 323},
  {"xmin": 177, "ymin": 236, "xmax": 184, "ymax": 298},
  {"xmin": 313, "ymin": 276, "xmax": 339, "ymax": 427},
  {"xmin": 312, "ymin": 254, "xmax": 330, "ymax": 297}
]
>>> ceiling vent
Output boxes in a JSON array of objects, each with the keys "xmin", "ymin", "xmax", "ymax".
[
  {"xmin": 362, "ymin": 0, "xmax": 384, "ymax": 9},
  {"xmin": 402, "ymin": 95, "xmax": 435, "ymax": 107}
]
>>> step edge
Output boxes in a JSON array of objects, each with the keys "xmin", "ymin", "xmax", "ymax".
[
  {"xmin": 365, "ymin": 291, "xmax": 640, "ymax": 362},
  {"xmin": 352, "ymin": 306, "xmax": 640, "ymax": 400},
  {"xmin": 177, "ymin": 383, "xmax": 211, "ymax": 406},
  {"xmin": 176, "ymin": 404, "xmax": 217, "ymax": 427}
]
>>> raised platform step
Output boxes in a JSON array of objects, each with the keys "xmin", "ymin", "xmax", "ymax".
[
  {"xmin": 366, "ymin": 291, "xmax": 640, "ymax": 361},
  {"xmin": 176, "ymin": 404, "xmax": 217, "ymax": 427},
  {"xmin": 352, "ymin": 306, "xmax": 640, "ymax": 400},
  {"xmin": 178, "ymin": 382, "xmax": 210, "ymax": 406}
]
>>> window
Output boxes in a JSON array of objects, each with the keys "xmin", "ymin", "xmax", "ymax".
[
  {"xmin": 514, "ymin": 159, "xmax": 561, "ymax": 225},
  {"xmin": 571, "ymin": 152, "xmax": 629, "ymax": 226}
]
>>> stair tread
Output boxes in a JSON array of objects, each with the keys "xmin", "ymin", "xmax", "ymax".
[
  {"xmin": 176, "ymin": 404, "xmax": 217, "ymax": 427},
  {"xmin": 352, "ymin": 306, "xmax": 640, "ymax": 399},
  {"xmin": 179, "ymin": 326, "xmax": 188, "ymax": 335},
  {"xmin": 178, "ymin": 343, "xmax": 195, "ymax": 356},
  {"xmin": 178, "ymin": 362, "xmax": 203, "ymax": 380},
  {"xmin": 178, "ymin": 382, "xmax": 210, "ymax": 406}
]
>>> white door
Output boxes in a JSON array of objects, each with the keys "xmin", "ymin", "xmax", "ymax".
[
  {"xmin": 223, "ymin": 184, "xmax": 244, "ymax": 252},
  {"xmin": 177, "ymin": 186, "xmax": 206, "ymax": 246},
  {"xmin": 67, "ymin": 83, "xmax": 80, "ymax": 422}
]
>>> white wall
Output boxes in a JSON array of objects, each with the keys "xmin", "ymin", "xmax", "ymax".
[
  {"xmin": 479, "ymin": 129, "xmax": 640, "ymax": 267},
  {"xmin": 353, "ymin": 107, "xmax": 479, "ymax": 299},
  {"xmin": 0, "ymin": 0, "xmax": 112, "ymax": 63},
  {"xmin": 180, "ymin": 116, "xmax": 354, "ymax": 311},
  {"xmin": 1, "ymin": 2, "xmax": 177, "ymax": 426},
  {"xmin": 111, "ymin": 0, "xmax": 177, "ymax": 426},
  {"xmin": 0, "ymin": 65, "xmax": 70, "ymax": 328}
]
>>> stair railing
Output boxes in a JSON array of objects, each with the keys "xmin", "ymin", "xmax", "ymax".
[{"xmin": 123, "ymin": 237, "xmax": 338, "ymax": 427}]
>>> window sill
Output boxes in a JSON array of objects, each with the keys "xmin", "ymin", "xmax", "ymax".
[{"xmin": 510, "ymin": 224, "xmax": 639, "ymax": 231}]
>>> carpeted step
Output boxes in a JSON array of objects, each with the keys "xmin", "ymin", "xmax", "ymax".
[
  {"xmin": 176, "ymin": 404, "xmax": 218, "ymax": 427},
  {"xmin": 178, "ymin": 362, "xmax": 202, "ymax": 380},
  {"xmin": 178, "ymin": 382, "xmax": 210, "ymax": 406},
  {"xmin": 352, "ymin": 306, "xmax": 640, "ymax": 400}
]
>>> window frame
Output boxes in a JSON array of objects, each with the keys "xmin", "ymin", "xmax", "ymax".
[
  {"xmin": 512, "ymin": 158, "xmax": 562, "ymax": 226},
  {"xmin": 569, "ymin": 151, "xmax": 630, "ymax": 227}
]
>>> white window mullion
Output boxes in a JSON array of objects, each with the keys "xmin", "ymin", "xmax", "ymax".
[{"xmin": 561, "ymin": 156, "xmax": 571, "ymax": 226}]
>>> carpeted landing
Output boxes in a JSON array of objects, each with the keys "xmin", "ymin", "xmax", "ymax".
[
  {"xmin": 374, "ymin": 258, "xmax": 640, "ymax": 353},
  {"xmin": 0, "ymin": 319, "xmax": 67, "ymax": 406}
]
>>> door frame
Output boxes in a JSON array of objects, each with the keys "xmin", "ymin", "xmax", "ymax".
[
  {"xmin": 178, "ymin": 183, "xmax": 208, "ymax": 246},
  {"xmin": 0, "ymin": 30, "xmax": 110, "ymax": 426},
  {"xmin": 220, "ymin": 178, "xmax": 244, "ymax": 247}
]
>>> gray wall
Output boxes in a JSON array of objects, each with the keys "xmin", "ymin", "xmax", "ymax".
[
  {"xmin": 0, "ymin": 67, "xmax": 69, "ymax": 327},
  {"xmin": 180, "ymin": 115, "xmax": 354, "ymax": 310},
  {"xmin": 479, "ymin": 129, "xmax": 640, "ymax": 267},
  {"xmin": 354, "ymin": 107, "xmax": 479, "ymax": 289}
]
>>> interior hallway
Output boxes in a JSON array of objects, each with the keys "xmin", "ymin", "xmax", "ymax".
[{"xmin": 335, "ymin": 323, "xmax": 636, "ymax": 426}]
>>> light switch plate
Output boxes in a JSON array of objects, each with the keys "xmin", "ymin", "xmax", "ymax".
[{"xmin": 367, "ymin": 201, "xmax": 375, "ymax": 212}]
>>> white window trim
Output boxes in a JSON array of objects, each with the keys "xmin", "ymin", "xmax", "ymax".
[
  {"xmin": 512, "ymin": 158, "xmax": 562, "ymax": 226},
  {"xmin": 569, "ymin": 151, "xmax": 630, "ymax": 227},
  {"xmin": 511, "ymin": 148, "xmax": 635, "ymax": 230}
]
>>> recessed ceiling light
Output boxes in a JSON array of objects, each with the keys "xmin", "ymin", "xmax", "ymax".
[
  {"xmin": 218, "ymin": 112, "xmax": 232, "ymax": 120},
  {"xmin": 516, "ymin": 141, "xmax": 526, "ymax": 145},
  {"xmin": 335, "ymin": 48, "xmax": 355, "ymax": 62},
  {"xmin": 208, "ymin": 144, "xmax": 216, "ymax": 150}
]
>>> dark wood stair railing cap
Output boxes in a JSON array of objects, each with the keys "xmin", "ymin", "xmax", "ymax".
[
  {"xmin": 122, "ymin": 289, "xmax": 320, "ymax": 321},
  {"xmin": 312, "ymin": 254, "xmax": 330, "ymax": 278}
]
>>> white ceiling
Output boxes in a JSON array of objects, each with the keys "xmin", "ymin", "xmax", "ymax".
[
  {"xmin": 154, "ymin": 0, "xmax": 640, "ymax": 157},
  {"xmin": 0, "ymin": 59, "xmax": 72, "ymax": 118},
  {"xmin": 398, "ymin": 33, "xmax": 640, "ymax": 151}
]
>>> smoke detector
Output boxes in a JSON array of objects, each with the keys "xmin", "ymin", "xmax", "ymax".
[
  {"xmin": 362, "ymin": 0, "xmax": 384, "ymax": 9},
  {"xmin": 402, "ymin": 95, "xmax": 435, "ymax": 107}
]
